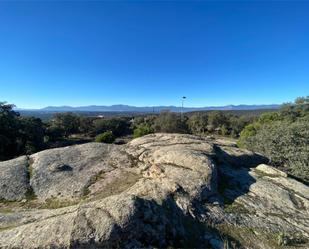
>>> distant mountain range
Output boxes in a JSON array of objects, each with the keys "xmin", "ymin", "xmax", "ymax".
[{"xmin": 18, "ymin": 104, "xmax": 281, "ymax": 112}]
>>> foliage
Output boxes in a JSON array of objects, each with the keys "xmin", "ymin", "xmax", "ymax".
[
  {"xmin": 154, "ymin": 111, "xmax": 187, "ymax": 133},
  {"xmin": 18, "ymin": 117, "xmax": 45, "ymax": 154},
  {"xmin": 242, "ymin": 121, "xmax": 309, "ymax": 180},
  {"xmin": 187, "ymin": 113, "xmax": 208, "ymax": 135},
  {"xmin": 46, "ymin": 113, "xmax": 131, "ymax": 139},
  {"xmin": 50, "ymin": 113, "xmax": 80, "ymax": 137},
  {"xmin": 228, "ymin": 115, "xmax": 252, "ymax": 137},
  {"xmin": 2, "ymin": 96, "xmax": 308, "ymax": 183},
  {"xmin": 239, "ymin": 96, "xmax": 309, "ymax": 181},
  {"xmin": 186, "ymin": 111, "xmax": 253, "ymax": 137},
  {"xmin": 93, "ymin": 118, "xmax": 131, "ymax": 137},
  {"xmin": 0, "ymin": 102, "xmax": 46, "ymax": 160},
  {"xmin": 133, "ymin": 124, "xmax": 154, "ymax": 138},
  {"xmin": 0, "ymin": 102, "xmax": 19, "ymax": 160},
  {"xmin": 95, "ymin": 131, "xmax": 115, "ymax": 143},
  {"xmin": 78, "ymin": 116, "xmax": 95, "ymax": 135},
  {"xmin": 237, "ymin": 123, "xmax": 259, "ymax": 147},
  {"xmin": 45, "ymin": 126, "xmax": 65, "ymax": 142},
  {"xmin": 207, "ymin": 111, "xmax": 228, "ymax": 133}
]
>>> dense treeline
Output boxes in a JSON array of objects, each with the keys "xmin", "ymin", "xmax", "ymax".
[
  {"xmin": 1, "ymin": 97, "xmax": 308, "ymax": 182},
  {"xmin": 0, "ymin": 102, "xmax": 257, "ymax": 161},
  {"xmin": 0, "ymin": 103, "xmax": 132, "ymax": 160},
  {"xmin": 0, "ymin": 103, "xmax": 45, "ymax": 160},
  {"xmin": 132, "ymin": 111, "xmax": 255, "ymax": 138}
]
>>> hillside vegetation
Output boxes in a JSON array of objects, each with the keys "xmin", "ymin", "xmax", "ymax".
[
  {"xmin": 1, "ymin": 97, "xmax": 308, "ymax": 181},
  {"xmin": 238, "ymin": 97, "xmax": 309, "ymax": 181}
]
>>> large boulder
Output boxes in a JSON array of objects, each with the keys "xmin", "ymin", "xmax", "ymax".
[
  {"xmin": 0, "ymin": 156, "xmax": 30, "ymax": 201},
  {"xmin": 0, "ymin": 133, "xmax": 308, "ymax": 248},
  {"xmin": 29, "ymin": 143, "xmax": 133, "ymax": 200}
]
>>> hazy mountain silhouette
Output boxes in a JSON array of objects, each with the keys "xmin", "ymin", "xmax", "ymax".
[{"xmin": 31, "ymin": 104, "xmax": 281, "ymax": 112}]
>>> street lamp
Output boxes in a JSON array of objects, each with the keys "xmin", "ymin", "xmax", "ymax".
[{"xmin": 181, "ymin": 96, "xmax": 186, "ymax": 121}]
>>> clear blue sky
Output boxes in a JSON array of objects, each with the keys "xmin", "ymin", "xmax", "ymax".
[{"xmin": 0, "ymin": 1, "xmax": 308, "ymax": 109}]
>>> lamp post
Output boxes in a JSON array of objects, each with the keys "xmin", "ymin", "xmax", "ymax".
[{"xmin": 181, "ymin": 96, "xmax": 186, "ymax": 121}]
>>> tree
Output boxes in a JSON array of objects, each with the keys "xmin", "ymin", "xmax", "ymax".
[
  {"xmin": 229, "ymin": 115, "xmax": 252, "ymax": 137},
  {"xmin": 154, "ymin": 111, "xmax": 188, "ymax": 133},
  {"xmin": 45, "ymin": 126, "xmax": 65, "ymax": 142},
  {"xmin": 78, "ymin": 117, "xmax": 95, "ymax": 135},
  {"xmin": 50, "ymin": 113, "xmax": 80, "ymax": 137},
  {"xmin": 0, "ymin": 102, "xmax": 47, "ymax": 159},
  {"xmin": 295, "ymin": 96, "xmax": 309, "ymax": 105},
  {"xmin": 187, "ymin": 113, "xmax": 208, "ymax": 135},
  {"xmin": 0, "ymin": 102, "xmax": 20, "ymax": 160},
  {"xmin": 207, "ymin": 111, "xmax": 228, "ymax": 133},
  {"xmin": 18, "ymin": 117, "xmax": 46, "ymax": 154}
]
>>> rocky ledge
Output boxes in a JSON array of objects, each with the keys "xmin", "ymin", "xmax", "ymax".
[{"xmin": 0, "ymin": 133, "xmax": 308, "ymax": 248}]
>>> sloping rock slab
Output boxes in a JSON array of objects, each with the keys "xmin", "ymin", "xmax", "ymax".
[
  {"xmin": 29, "ymin": 143, "xmax": 133, "ymax": 200},
  {"xmin": 0, "ymin": 134, "xmax": 308, "ymax": 249},
  {"xmin": 0, "ymin": 156, "xmax": 30, "ymax": 201}
]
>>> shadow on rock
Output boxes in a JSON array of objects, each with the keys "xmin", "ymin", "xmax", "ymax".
[
  {"xmin": 69, "ymin": 195, "xmax": 242, "ymax": 249},
  {"xmin": 214, "ymin": 145, "xmax": 268, "ymax": 169},
  {"xmin": 213, "ymin": 145, "xmax": 264, "ymax": 205},
  {"xmin": 55, "ymin": 164, "xmax": 73, "ymax": 172}
]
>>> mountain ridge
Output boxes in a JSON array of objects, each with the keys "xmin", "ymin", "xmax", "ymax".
[{"xmin": 17, "ymin": 104, "xmax": 281, "ymax": 112}]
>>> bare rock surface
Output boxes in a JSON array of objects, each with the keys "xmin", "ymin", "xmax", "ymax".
[
  {"xmin": 216, "ymin": 163, "xmax": 309, "ymax": 248},
  {"xmin": 255, "ymin": 163, "xmax": 288, "ymax": 177},
  {"xmin": 0, "ymin": 156, "xmax": 30, "ymax": 201},
  {"xmin": 0, "ymin": 133, "xmax": 308, "ymax": 248},
  {"xmin": 29, "ymin": 143, "xmax": 134, "ymax": 200}
]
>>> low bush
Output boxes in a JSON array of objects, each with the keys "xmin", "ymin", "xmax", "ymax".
[
  {"xmin": 95, "ymin": 131, "xmax": 115, "ymax": 144},
  {"xmin": 133, "ymin": 124, "xmax": 154, "ymax": 138},
  {"xmin": 238, "ymin": 97, "xmax": 309, "ymax": 182},
  {"xmin": 239, "ymin": 120, "xmax": 309, "ymax": 181}
]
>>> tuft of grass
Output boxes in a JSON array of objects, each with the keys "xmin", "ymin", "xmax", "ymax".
[
  {"xmin": 0, "ymin": 225, "xmax": 16, "ymax": 232},
  {"xmin": 25, "ymin": 187, "xmax": 37, "ymax": 201},
  {"xmin": 0, "ymin": 208, "xmax": 13, "ymax": 214},
  {"xmin": 40, "ymin": 198, "xmax": 79, "ymax": 209},
  {"xmin": 26, "ymin": 156, "xmax": 35, "ymax": 179},
  {"xmin": 28, "ymin": 164, "xmax": 34, "ymax": 179}
]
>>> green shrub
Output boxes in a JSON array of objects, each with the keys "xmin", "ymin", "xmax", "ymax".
[
  {"xmin": 133, "ymin": 124, "xmax": 154, "ymax": 138},
  {"xmin": 237, "ymin": 123, "xmax": 260, "ymax": 147},
  {"xmin": 95, "ymin": 131, "xmax": 115, "ymax": 143},
  {"xmin": 239, "ymin": 120, "xmax": 309, "ymax": 181}
]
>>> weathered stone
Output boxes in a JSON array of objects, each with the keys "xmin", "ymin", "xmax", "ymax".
[
  {"xmin": 0, "ymin": 133, "xmax": 308, "ymax": 248},
  {"xmin": 0, "ymin": 156, "xmax": 30, "ymax": 201},
  {"xmin": 217, "ymin": 163, "xmax": 309, "ymax": 240},
  {"xmin": 29, "ymin": 143, "xmax": 132, "ymax": 200},
  {"xmin": 255, "ymin": 164, "xmax": 288, "ymax": 177}
]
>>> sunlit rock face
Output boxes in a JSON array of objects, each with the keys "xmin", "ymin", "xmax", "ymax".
[{"xmin": 0, "ymin": 133, "xmax": 308, "ymax": 249}]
